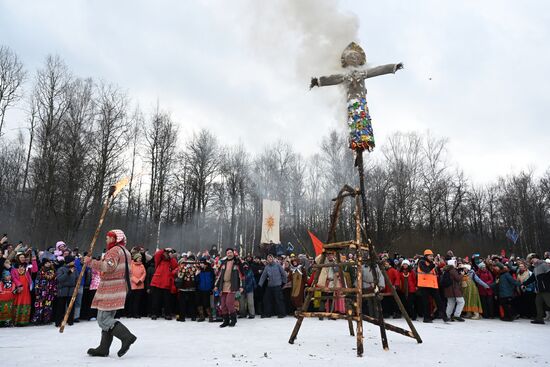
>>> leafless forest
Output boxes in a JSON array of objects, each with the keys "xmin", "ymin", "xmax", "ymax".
[{"xmin": 0, "ymin": 46, "xmax": 548, "ymax": 256}]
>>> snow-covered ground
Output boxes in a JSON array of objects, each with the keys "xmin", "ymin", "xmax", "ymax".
[{"xmin": 3, "ymin": 317, "xmax": 548, "ymax": 366}]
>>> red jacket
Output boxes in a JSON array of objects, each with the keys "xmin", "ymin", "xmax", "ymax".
[
  {"xmin": 385, "ymin": 267, "xmax": 400, "ymax": 293},
  {"xmin": 476, "ymin": 268, "xmax": 494, "ymax": 296},
  {"xmin": 398, "ymin": 270, "xmax": 417, "ymax": 294},
  {"xmin": 150, "ymin": 250, "xmax": 178, "ymax": 290}
]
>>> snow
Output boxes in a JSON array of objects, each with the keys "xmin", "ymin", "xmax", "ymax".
[{"xmin": 3, "ymin": 317, "xmax": 549, "ymax": 366}]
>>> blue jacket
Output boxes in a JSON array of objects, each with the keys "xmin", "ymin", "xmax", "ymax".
[
  {"xmin": 493, "ymin": 271, "xmax": 520, "ymax": 298},
  {"xmin": 196, "ymin": 269, "xmax": 214, "ymax": 292},
  {"xmin": 244, "ymin": 269, "xmax": 256, "ymax": 294},
  {"xmin": 258, "ymin": 262, "xmax": 287, "ymax": 288}
]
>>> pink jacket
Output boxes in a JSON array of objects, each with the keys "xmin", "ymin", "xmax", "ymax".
[
  {"xmin": 11, "ymin": 260, "xmax": 38, "ymax": 290},
  {"xmin": 130, "ymin": 261, "xmax": 146, "ymax": 290}
]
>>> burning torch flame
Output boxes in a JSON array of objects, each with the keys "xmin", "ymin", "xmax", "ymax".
[{"xmin": 112, "ymin": 177, "xmax": 130, "ymax": 198}]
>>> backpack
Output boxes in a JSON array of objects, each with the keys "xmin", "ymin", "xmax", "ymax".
[{"xmin": 440, "ymin": 270, "xmax": 452, "ymax": 288}]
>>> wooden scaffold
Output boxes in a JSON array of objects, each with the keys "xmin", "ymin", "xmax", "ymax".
[{"xmin": 288, "ymin": 159, "xmax": 423, "ymax": 357}]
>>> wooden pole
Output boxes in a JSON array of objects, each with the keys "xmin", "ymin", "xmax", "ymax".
[
  {"xmin": 59, "ymin": 177, "xmax": 128, "ymax": 333},
  {"xmin": 59, "ymin": 186, "xmax": 115, "ymax": 333},
  {"xmin": 354, "ymin": 193, "xmax": 364, "ymax": 357},
  {"xmin": 356, "ymin": 150, "xmax": 389, "ymax": 350}
]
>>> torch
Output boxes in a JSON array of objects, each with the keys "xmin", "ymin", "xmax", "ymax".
[{"xmin": 59, "ymin": 177, "xmax": 129, "ymax": 333}]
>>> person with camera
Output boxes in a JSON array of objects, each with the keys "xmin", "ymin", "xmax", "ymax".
[
  {"xmin": 442, "ymin": 260, "xmax": 465, "ymax": 322},
  {"xmin": 150, "ymin": 247, "xmax": 178, "ymax": 320}
]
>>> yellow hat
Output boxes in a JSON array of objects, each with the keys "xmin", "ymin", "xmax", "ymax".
[{"xmin": 423, "ymin": 249, "xmax": 433, "ymax": 256}]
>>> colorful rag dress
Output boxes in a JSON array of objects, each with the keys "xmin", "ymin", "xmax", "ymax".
[
  {"xmin": 31, "ymin": 268, "xmax": 57, "ymax": 324},
  {"xmin": 314, "ymin": 42, "xmax": 402, "ymax": 152},
  {"xmin": 0, "ymin": 281, "xmax": 15, "ymax": 326},
  {"xmin": 13, "ymin": 273, "xmax": 32, "ymax": 326}
]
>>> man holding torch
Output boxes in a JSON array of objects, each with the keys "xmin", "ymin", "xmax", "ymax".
[{"xmin": 84, "ymin": 229, "xmax": 137, "ymax": 358}]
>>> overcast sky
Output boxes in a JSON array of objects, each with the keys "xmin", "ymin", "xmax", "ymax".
[{"xmin": 1, "ymin": 0, "xmax": 549, "ymax": 183}]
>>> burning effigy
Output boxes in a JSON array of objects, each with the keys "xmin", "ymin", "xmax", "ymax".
[{"xmin": 310, "ymin": 42, "xmax": 403, "ymax": 152}]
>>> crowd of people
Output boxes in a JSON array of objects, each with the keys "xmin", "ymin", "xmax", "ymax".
[{"xmin": 1, "ymin": 233, "xmax": 549, "ymax": 331}]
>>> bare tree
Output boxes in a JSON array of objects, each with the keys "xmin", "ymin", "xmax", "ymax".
[{"xmin": 0, "ymin": 45, "xmax": 26, "ymax": 136}]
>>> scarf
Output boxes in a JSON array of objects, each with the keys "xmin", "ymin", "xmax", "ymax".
[{"xmin": 402, "ymin": 271, "xmax": 410, "ymax": 297}]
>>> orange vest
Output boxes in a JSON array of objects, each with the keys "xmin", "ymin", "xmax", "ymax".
[{"xmin": 417, "ymin": 263, "xmax": 438, "ymax": 289}]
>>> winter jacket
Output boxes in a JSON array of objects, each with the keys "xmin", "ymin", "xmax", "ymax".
[
  {"xmin": 244, "ymin": 269, "xmax": 257, "ymax": 294},
  {"xmin": 11, "ymin": 260, "xmax": 37, "ymax": 290},
  {"xmin": 523, "ymin": 260, "xmax": 550, "ymax": 293},
  {"xmin": 258, "ymin": 262, "xmax": 287, "ymax": 288},
  {"xmin": 215, "ymin": 258, "xmax": 244, "ymax": 292},
  {"xmin": 150, "ymin": 250, "xmax": 178, "ymax": 290},
  {"xmin": 398, "ymin": 270, "xmax": 417, "ymax": 294},
  {"xmin": 90, "ymin": 245, "xmax": 132, "ymax": 311},
  {"xmin": 130, "ymin": 261, "xmax": 146, "ymax": 290},
  {"xmin": 361, "ymin": 264, "xmax": 385, "ymax": 290},
  {"xmin": 250, "ymin": 262, "xmax": 264, "ymax": 284},
  {"xmin": 196, "ymin": 268, "xmax": 215, "ymax": 292},
  {"xmin": 466, "ymin": 269, "xmax": 490, "ymax": 289},
  {"xmin": 56, "ymin": 266, "xmax": 77, "ymax": 297},
  {"xmin": 442, "ymin": 266, "xmax": 463, "ymax": 298},
  {"xmin": 476, "ymin": 268, "xmax": 494, "ymax": 296},
  {"xmin": 385, "ymin": 267, "xmax": 400, "ymax": 293},
  {"xmin": 493, "ymin": 270, "xmax": 521, "ymax": 298}
]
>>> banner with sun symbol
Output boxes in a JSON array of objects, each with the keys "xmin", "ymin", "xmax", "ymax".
[{"xmin": 261, "ymin": 199, "xmax": 281, "ymax": 244}]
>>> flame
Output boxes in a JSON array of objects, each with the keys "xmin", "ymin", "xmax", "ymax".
[{"xmin": 112, "ymin": 177, "xmax": 130, "ymax": 197}]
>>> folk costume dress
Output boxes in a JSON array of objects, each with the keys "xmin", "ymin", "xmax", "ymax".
[
  {"xmin": 0, "ymin": 275, "xmax": 15, "ymax": 326},
  {"xmin": 13, "ymin": 269, "xmax": 32, "ymax": 326},
  {"xmin": 31, "ymin": 267, "xmax": 57, "ymax": 324}
]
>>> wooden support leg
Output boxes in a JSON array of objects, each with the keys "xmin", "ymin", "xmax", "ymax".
[
  {"xmin": 379, "ymin": 266, "xmax": 423, "ymax": 343},
  {"xmin": 289, "ymin": 253, "xmax": 326, "ymax": 344}
]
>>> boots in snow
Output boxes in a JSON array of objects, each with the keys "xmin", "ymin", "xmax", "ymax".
[
  {"xmin": 219, "ymin": 314, "xmax": 230, "ymax": 328},
  {"xmin": 228, "ymin": 313, "xmax": 237, "ymax": 327},
  {"xmin": 110, "ymin": 322, "xmax": 137, "ymax": 357},
  {"xmin": 87, "ymin": 330, "xmax": 113, "ymax": 357},
  {"xmin": 197, "ymin": 306, "xmax": 206, "ymax": 322}
]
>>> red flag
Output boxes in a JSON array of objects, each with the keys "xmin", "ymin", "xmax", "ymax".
[{"xmin": 307, "ymin": 230, "xmax": 324, "ymax": 256}]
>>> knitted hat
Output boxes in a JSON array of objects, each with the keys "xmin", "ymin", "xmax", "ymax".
[
  {"xmin": 463, "ymin": 264, "xmax": 472, "ymax": 271},
  {"xmin": 478, "ymin": 262, "xmax": 486, "ymax": 268},
  {"xmin": 447, "ymin": 259, "xmax": 457, "ymax": 267},
  {"xmin": 494, "ymin": 262, "xmax": 505, "ymax": 270},
  {"xmin": 401, "ymin": 259, "xmax": 411, "ymax": 267},
  {"xmin": 106, "ymin": 229, "xmax": 126, "ymax": 246},
  {"xmin": 2, "ymin": 270, "xmax": 10, "ymax": 278}
]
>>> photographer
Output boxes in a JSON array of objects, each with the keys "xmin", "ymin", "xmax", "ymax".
[{"xmin": 150, "ymin": 248, "xmax": 178, "ymax": 320}]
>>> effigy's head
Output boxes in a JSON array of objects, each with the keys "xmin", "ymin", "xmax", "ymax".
[{"xmin": 341, "ymin": 42, "xmax": 366, "ymax": 68}]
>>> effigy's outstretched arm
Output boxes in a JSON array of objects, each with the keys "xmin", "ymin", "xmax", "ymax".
[
  {"xmin": 310, "ymin": 74, "xmax": 344, "ymax": 89},
  {"xmin": 366, "ymin": 63, "xmax": 403, "ymax": 79}
]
